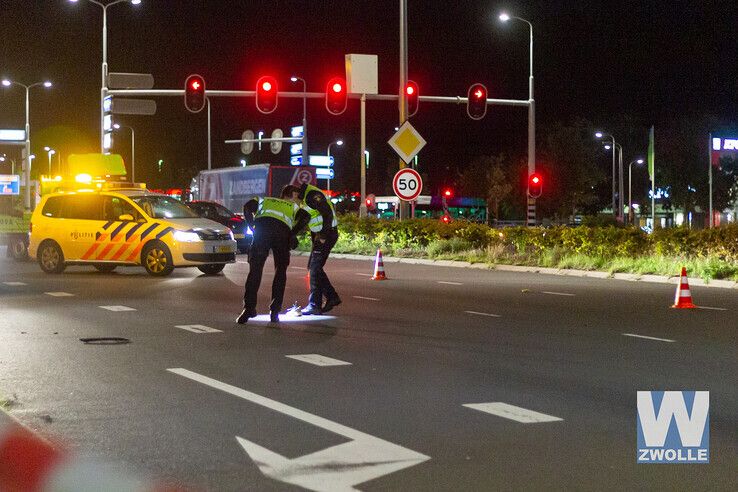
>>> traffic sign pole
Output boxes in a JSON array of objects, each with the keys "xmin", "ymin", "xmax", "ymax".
[{"xmin": 360, "ymin": 94, "xmax": 367, "ymax": 218}]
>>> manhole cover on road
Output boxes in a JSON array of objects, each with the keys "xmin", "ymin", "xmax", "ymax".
[{"xmin": 79, "ymin": 337, "xmax": 130, "ymax": 345}]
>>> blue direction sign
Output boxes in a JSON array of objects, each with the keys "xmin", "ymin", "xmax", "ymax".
[
  {"xmin": 291, "ymin": 126, "xmax": 304, "ymax": 138},
  {"xmin": 290, "ymin": 156, "xmax": 303, "ymax": 166},
  {"xmin": 315, "ymin": 167, "xmax": 335, "ymax": 179},
  {"xmin": 0, "ymin": 175, "xmax": 20, "ymax": 195},
  {"xmin": 290, "ymin": 143, "xmax": 303, "ymax": 156},
  {"xmin": 308, "ymin": 155, "xmax": 334, "ymax": 167}
]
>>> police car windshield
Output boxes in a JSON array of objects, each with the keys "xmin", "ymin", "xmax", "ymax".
[{"xmin": 132, "ymin": 196, "xmax": 198, "ymax": 219}]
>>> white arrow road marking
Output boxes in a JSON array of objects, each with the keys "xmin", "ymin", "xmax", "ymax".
[
  {"xmin": 463, "ymin": 402, "xmax": 563, "ymax": 423},
  {"xmin": 464, "ymin": 311, "xmax": 501, "ymax": 318},
  {"xmin": 622, "ymin": 333, "xmax": 675, "ymax": 343},
  {"xmin": 168, "ymin": 368, "xmax": 429, "ymax": 491},
  {"xmin": 3, "ymin": 282, "xmax": 27, "ymax": 286},
  {"xmin": 542, "ymin": 291, "xmax": 576, "ymax": 297},
  {"xmin": 353, "ymin": 296, "xmax": 379, "ymax": 301},
  {"xmin": 286, "ymin": 354, "xmax": 352, "ymax": 367},
  {"xmin": 175, "ymin": 325, "xmax": 223, "ymax": 334},
  {"xmin": 45, "ymin": 291, "xmax": 74, "ymax": 297},
  {"xmin": 437, "ymin": 281, "xmax": 463, "ymax": 286},
  {"xmin": 98, "ymin": 305, "xmax": 136, "ymax": 312}
]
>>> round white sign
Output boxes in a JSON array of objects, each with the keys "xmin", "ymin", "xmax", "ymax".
[{"xmin": 392, "ymin": 168, "xmax": 423, "ymax": 201}]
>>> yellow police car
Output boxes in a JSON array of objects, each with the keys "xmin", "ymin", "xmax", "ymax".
[{"xmin": 29, "ymin": 190, "xmax": 237, "ymax": 276}]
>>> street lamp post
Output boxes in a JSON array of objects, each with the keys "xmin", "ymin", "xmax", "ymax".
[
  {"xmin": 500, "ymin": 12, "xmax": 536, "ymax": 226},
  {"xmin": 290, "ymin": 76, "xmax": 308, "ymax": 161},
  {"xmin": 43, "ymin": 147, "xmax": 56, "ymax": 175},
  {"xmin": 326, "ymin": 139, "xmax": 344, "ymax": 192},
  {"xmin": 628, "ymin": 158, "xmax": 644, "ymax": 225},
  {"xmin": 113, "ymin": 123, "xmax": 135, "ymax": 182},
  {"xmin": 596, "ymin": 132, "xmax": 624, "ymax": 221},
  {"xmin": 1, "ymin": 78, "xmax": 52, "ymax": 210},
  {"xmin": 0, "ymin": 155, "xmax": 17, "ymax": 175},
  {"xmin": 69, "ymin": 0, "xmax": 142, "ymax": 152}
]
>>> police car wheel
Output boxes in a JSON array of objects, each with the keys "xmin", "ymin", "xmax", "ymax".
[
  {"xmin": 142, "ymin": 241, "xmax": 174, "ymax": 277},
  {"xmin": 38, "ymin": 241, "xmax": 66, "ymax": 274},
  {"xmin": 197, "ymin": 263, "xmax": 225, "ymax": 275},
  {"xmin": 94, "ymin": 264, "xmax": 117, "ymax": 273}
]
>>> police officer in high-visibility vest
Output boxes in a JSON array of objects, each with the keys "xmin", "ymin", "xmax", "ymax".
[
  {"xmin": 292, "ymin": 183, "xmax": 341, "ymax": 315},
  {"xmin": 237, "ymin": 185, "xmax": 308, "ymax": 324}
]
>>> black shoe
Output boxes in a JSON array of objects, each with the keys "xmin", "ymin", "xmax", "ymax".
[
  {"xmin": 270, "ymin": 312, "xmax": 279, "ymax": 323},
  {"xmin": 236, "ymin": 309, "xmax": 257, "ymax": 324},
  {"xmin": 301, "ymin": 305, "xmax": 323, "ymax": 316},
  {"xmin": 322, "ymin": 296, "xmax": 342, "ymax": 313}
]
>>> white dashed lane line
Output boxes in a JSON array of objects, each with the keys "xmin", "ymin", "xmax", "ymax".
[
  {"xmin": 622, "ymin": 333, "xmax": 675, "ymax": 343},
  {"xmin": 353, "ymin": 296, "xmax": 380, "ymax": 301},
  {"xmin": 465, "ymin": 311, "xmax": 501, "ymax": 318},
  {"xmin": 3, "ymin": 282, "xmax": 27, "ymax": 286},
  {"xmin": 437, "ymin": 281, "xmax": 463, "ymax": 286},
  {"xmin": 463, "ymin": 402, "xmax": 563, "ymax": 423},
  {"xmin": 99, "ymin": 305, "xmax": 137, "ymax": 312},
  {"xmin": 290, "ymin": 266, "xmax": 308, "ymax": 270},
  {"xmin": 542, "ymin": 291, "xmax": 576, "ymax": 297},
  {"xmin": 45, "ymin": 292, "xmax": 74, "ymax": 297},
  {"xmin": 285, "ymin": 354, "xmax": 352, "ymax": 367},
  {"xmin": 355, "ymin": 273, "xmax": 372, "ymax": 277},
  {"xmin": 175, "ymin": 325, "xmax": 223, "ymax": 333},
  {"xmin": 698, "ymin": 306, "xmax": 728, "ymax": 311}
]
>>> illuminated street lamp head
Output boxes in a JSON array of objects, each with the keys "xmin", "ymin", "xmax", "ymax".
[
  {"xmin": 595, "ymin": 132, "xmax": 604, "ymax": 138},
  {"xmin": 49, "ymin": 150, "xmax": 56, "ymax": 155},
  {"xmin": 290, "ymin": 76, "xmax": 298, "ymax": 82},
  {"xmin": 43, "ymin": 81, "xmax": 52, "ymax": 88},
  {"xmin": 113, "ymin": 123, "xmax": 120, "ymax": 130},
  {"xmin": 44, "ymin": 146, "xmax": 50, "ymax": 151},
  {"xmin": 130, "ymin": 0, "xmax": 142, "ymax": 5},
  {"xmin": 499, "ymin": 13, "xmax": 511, "ymax": 22},
  {"xmin": 637, "ymin": 158, "xmax": 644, "ymax": 164},
  {"xmin": 336, "ymin": 140, "xmax": 344, "ymax": 146},
  {"xmin": 1, "ymin": 80, "xmax": 11, "ymax": 87},
  {"xmin": 604, "ymin": 145, "xmax": 612, "ymax": 150}
]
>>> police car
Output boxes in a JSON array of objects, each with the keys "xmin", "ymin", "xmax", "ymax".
[{"xmin": 29, "ymin": 190, "xmax": 237, "ymax": 276}]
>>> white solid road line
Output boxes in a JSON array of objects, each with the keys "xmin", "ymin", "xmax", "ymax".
[
  {"xmin": 353, "ymin": 295, "xmax": 379, "ymax": 301},
  {"xmin": 438, "ymin": 281, "xmax": 463, "ymax": 286},
  {"xmin": 622, "ymin": 333, "xmax": 676, "ymax": 343},
  {"xmin": 168, "ymin": 368, "xmax": 429, "ymax": 491},
  {"xmin": 698, "ymin": 306, "xmax": 728, "ymax": 311},
  {"xmin": 463, "ymin": 402, "xmax": 563, "ymax": 423},
  {"xmin": 542, "ymin": 291, "xmax": 576, "ymax": 297},
  {"xmin": 285, "ymin": 354, "xmax": 352, "ymax": 366},
  {"xmin": 175, "ymin": 325, "xmax": 223, "ymax": 334},
  {"xmin": 465, "ymin": 311, "xmax": 501, "ymax": 318},
  {"xmin": 3, "ymin": 282, "xmax": 27, "ymax": 286},
  {"xmin": 355, "ymin": 273, "xmax": 372, "ymax": 277},
  {"xmin": 290, "ymin": 266, "xmax": 308, "ymax": 270},
  {"xmin": 98, "ymin": 305, "xmax": 137, "ymax": 312},
  {"xmin": 44, "ymin": 292, "xmax": 74, "ymax": 297}
]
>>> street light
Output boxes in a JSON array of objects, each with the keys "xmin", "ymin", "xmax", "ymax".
[
  {"xmin": 595, "ymin": 131, "xmax": 623, "ymax": 221},
  {"xmin": 0, "ymin": 154, "xmax": 17, "ymax": 175},
  {"xmin": 1, "ymin": 78, "xmax": 53, "ymax": 209},
  {"xmin": 69, "ymin": 0, "xmax": 142, "ymax": 152},
  {"xmin": 43, "ymin": 147, "xmax": 56, "ymax": 175},
  {"xmin": 240, "ymin": 159, "xmax": 246, "ymax": 167},
  {"xmin": 290, "ymin": 76, "xmax": 308, "ymax": 160},
  {"xmin": 499, "ymin": 11, "xmax": 536, "ymax": 226},
  {"xmin": 326, "ymin": 139, "xmax": 344, "ymax": 192},
  {"xmin": 628, "ymin": 158, "xmax": 644, "ymax": 225},
  {"xmin": 113, "ymin": 123, "xmax": 135, "ymax": 182}
]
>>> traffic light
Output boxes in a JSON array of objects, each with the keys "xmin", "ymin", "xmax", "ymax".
[
  {"xmin": 528, "ymin": 173, "xmax": 543, "ymax": 198},
  {"xmin": 256, "ymin": 76, "xmax": 278, "ymax": 114},
  {"xmin": 466, "ymin": 83, "xmax": 488, "ymax": 120},
  {"xmin": 443, "ymin": 189, "xmax": 453, "ymax": 198},
  {"xmin": 365, "ymin": 193, "xmax": 376, "ymax": 211},
  {"xmin": 405, "ymin": 80, "xmax": 419, "ymax": 117},
  {"xmin": 184, "ymin": 74, "xmax": 206, "ymax": 113},
  {"xmin": 325, "ymin": 77, "xmax": 347, "ymax": 115},
  {"xmin": 441, "ymin": 213, "xmax": 452, "ymax": 223}
]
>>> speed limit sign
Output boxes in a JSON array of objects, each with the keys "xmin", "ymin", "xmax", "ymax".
[{"xmin": 392, "ymin": 168, "xmax": 423, "ymax": 201}]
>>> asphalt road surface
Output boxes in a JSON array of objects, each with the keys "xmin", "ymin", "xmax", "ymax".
[{"xmin": 1, "ymin": 249, "xmax": 736, "ymax": 491}]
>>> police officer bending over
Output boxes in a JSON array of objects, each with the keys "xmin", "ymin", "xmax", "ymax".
[
  {"xmin": 237, "ymin": 185, "xmax": 309, "ymax": 324},
  {"xmin": 292, "ymin": 183, "xmax": 341, "ymax": 315}
]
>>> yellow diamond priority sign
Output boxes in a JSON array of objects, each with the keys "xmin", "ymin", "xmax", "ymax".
[{"xmin": 388, "ymin": 121, "xmax": 426, "ymax": 164}]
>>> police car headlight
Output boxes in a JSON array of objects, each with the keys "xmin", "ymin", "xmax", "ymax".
[
  {"xmin": 227, "ymin": 230, "xmax": 234, "ymax": 240},
  {"xmin": 246, "ymin": 226, "xmax": 254, "ymax": 236},
  {"xmin": 173, "ymin": 230, "xmax": 201, "ymax": 242}
]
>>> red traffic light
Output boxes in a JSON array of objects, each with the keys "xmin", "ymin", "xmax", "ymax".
[
  {"xmin": 405, "ymin": 80, "xmax": 419, "ymax": 118},
  {"xmin": 325, "ymin": 77, "xmax": 347, "ymax": 115},
  {"xmin": 443, "ymin": 189, "xmax": 453, "ymax": 198},
  {"xmin": 528, "ymin": 173, "xmax": 543, "ymax": 198},
  {"xmin": 466, "ymin": 83, "xmax": 488, "ymax": 120},
  {"xmin": 184, "ymin": 74, "xmax": 206, "ymax": 113},
  {"xmin": 256, "ymin": 76, "xmax": 278, "ymax": 114},
  {"xmin": 441, "ymin": 213, "xmax": 451, "ymax": 223}
]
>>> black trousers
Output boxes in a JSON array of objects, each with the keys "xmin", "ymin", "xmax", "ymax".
[
  {"xmin": 243, "ymin": 220, "xmax": 291, "ymax": 314},
  {"xmin": 307, "ymin": 228, "xmax": 339, "ymax": 308}
]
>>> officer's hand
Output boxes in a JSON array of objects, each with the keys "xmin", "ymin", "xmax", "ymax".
[{"xmin": 289, "ymin": 235, "xmax": 299, "ymax": 250}]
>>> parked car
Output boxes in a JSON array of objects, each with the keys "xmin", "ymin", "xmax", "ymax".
[{"xmin": 186, "ymin": 200, "xmax": 252, "ymax": 253}]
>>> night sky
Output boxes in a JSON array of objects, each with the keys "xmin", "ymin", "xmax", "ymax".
[{"xmin": 1, "ymin": 1, "xmax": 737, "ymax": 194}]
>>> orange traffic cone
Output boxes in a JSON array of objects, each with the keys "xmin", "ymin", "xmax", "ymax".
[
  {"xmin": 371, "ymin": 248, "xmax": 387, "ymax": 280},
  {"xmin": 672, "ymin": 267, "xmax": 697, "ymax": 309}
]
